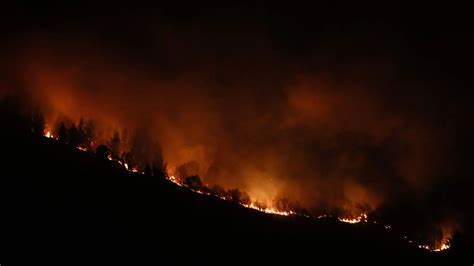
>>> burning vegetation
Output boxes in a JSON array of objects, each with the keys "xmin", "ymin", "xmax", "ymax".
[
  {"xmin": 0, "ymin": 91, "xmax": 458, "ymax": 253},
  {"xmin": 2, "ymin": 4, "xmax": 474, "ymax": 260},
  {"xmin": 33, "ymin": 111, "xmax": 451, "ymax": 252},
  {"xmin": 338, "ymin": 213, "xmax": 368, "ymax": 224}
]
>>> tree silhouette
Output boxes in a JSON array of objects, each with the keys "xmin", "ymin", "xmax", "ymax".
[
  {"xmin": 122, "ymin": 151, "xmax": 136, "ymax": 170},
  {"xmin": 109, "ymin": 131, "xmax": 121, "ymax": 159},
  {"xmin": 77, "ymin": 118, "xmax": 87, "ymax": 145},
  {"xmin": 152, "ymin": 161, "xmax": 166, "ymax": 178},
  {"xmin": 58, "ymin": 122, "xmax": 68, "ymax": 143},
  {"xmin": 184, "ymin": 175, "xmax": 203, "ymax": 190},
  {"xmin": 68, "ymin": 123, "xmax": 80, "ymax": 146},
  {"xmin": 274, "ymin": 197, "xmax": 290, "ymax": 212},
  {"xmin": 30, "ymin": 108, "xmax": 45, "ymax": 136},
  {"xmin": 84, "ymin": 120, "xmax": 95, "ymax": 143},
  {"xmin": 228, "ymin": 189, "xmax": 251, "ymax": 205},
  {"xmin": 96, "ymin": 145, "xmax": 110, "ymax": 161},
  {"xmin": 151, "ymin": 145, "xmax": 165, "ymax": 178},
  {"xmin": 211, "ymin": 185, "xmax": 227, "ymax": 199},
  {"xmin": 144, "ymin": 163, "xmax": 152, "ymax": 176},
  {"xmin": 253, "ymin": 201, "xmax": 267, "ymax": 210}
]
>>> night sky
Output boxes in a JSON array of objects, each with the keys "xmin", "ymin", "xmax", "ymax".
[{"xmin": 1, "ymin": 2, "xmax": 473, "ymax": 248}]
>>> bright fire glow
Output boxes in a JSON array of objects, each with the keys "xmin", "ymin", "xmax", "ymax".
[
  {"xmin": 43, "ymin": 128, "xmax": 59, "ymax": 140},
  {"xmin": 242, "ymin": 203, "xmax": 294, "ymax": 216},
  {"xmin": 418, "ymin": 240, "xmax": 451, "ymax": 252},
  {"xmin": 195, "ymin": 190, "xmax": 211, "ymax": 196},
  {"xmin": 338, "ymin": 213, "xmax": 368, "ymax": 224},
  {"xmin": 44, "ymin": 130, "xmax": 54, "ymax": 139},
  {"xmin": 168, "ymin": 175, "xmax": 183, "ymax": 186},
  {"xmin": 38, "ymin": 135, "xmax": 452, "ymax": 253}
]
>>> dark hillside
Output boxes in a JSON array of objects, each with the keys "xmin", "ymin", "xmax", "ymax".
[{"xmin": 0, "ymin": 127, "xmax": 462, "ymax": 265}]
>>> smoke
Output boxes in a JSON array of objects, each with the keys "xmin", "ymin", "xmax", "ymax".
[
  {"xmin": 1, "ymin": 5, "xmax": 471, "ymax": 241},
  {"xmin": 5, "ymin": 39, "xmax": 448, "ymax": 213}
]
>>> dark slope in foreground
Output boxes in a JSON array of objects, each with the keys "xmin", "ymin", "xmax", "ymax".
[{"xmin": 0, "ymin": 130, "xmax": 461, "ymax": 264}]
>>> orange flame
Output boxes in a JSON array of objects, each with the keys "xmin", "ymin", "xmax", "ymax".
[
  {"xmin": 43, "ymin": 129, "xmax": 55, "ymax": 139},
  {"xmin": 242, "ymin": 202, "xmax": 295, "ymax": 216},
  {"xmin": 338, "ymin": 213, "xmax": 368, "ymax": 224},
  {"xmin": 38, "ymin": 133, "xmax": 452, "ymax": 253},
  {"xmin": 418, "ymin": 240, "xmax": 451, "ymax": 252}
]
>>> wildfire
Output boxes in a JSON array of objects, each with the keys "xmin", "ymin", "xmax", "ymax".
[
  {"xmin": 338, "ymin": 213, "xmax": 368, "ymax": 224},
  {"xmin": 44, "ymin": 129, "xmax": 55, "ymax": 139},
  {"xmin": 77, "ymin": 146, "xmax": 88, "ymax": 151},
  {"xmin": 43, "ymin": 127, "xmax": 60, "ymax": 140},
  {"xmin": 165, "ymin": 173, "xmax": 293, "ymax": 216},
  {"xmin": 418, "ymin": 240, "xmax": 451, "ymax": 252},
  {"xmin": 242, "ymin": 203, "xmax": 294, "ymax": 216},
  {"xmin": 168, "ymin": 174, "xmax": 183, "ymax": 186},
  {"xmin": 317, "ymin": 214, "xmax": 332, "ymax": 219},
  {"xmin": 434, "ymin": 242, "xmax": 451, "ymax": 252},
  {"xmin": 194, "ymin": 190, "xmax": 211, "ymax": 196},
  {"xmin": 38, "ymin": 130, "xmax": 452, "ymax": 253}
]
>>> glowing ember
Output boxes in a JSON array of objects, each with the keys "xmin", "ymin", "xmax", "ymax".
[
  {"xmin": 418, "ymin": 239, "xmax": 451, "ymax": 252},
  {"xmin": 435, "ymin": 243, "xmax": 451, "ymax": 252},
  {"xmin": 167, "ymin": 175, "xmax": 183, "ymax": 186},
  {"xmin": 44, "ymin": 130, "xmax": 54, "ymax": 139},
  {"xmin": 242, "ymin": 203, "xmax": 294, "ymax": 216},
  {"xmin": 317, "ymin": 214, "xmax": 332, "ymax": 219},
  {"xmin": 194, "ymin": 190, "xmax": 211, "ymax": 196},
  {"xmin": 338, "ymin": 213, "xmax": 368, "ymax": 224},
  {"xmin": 35, "ymin": 130, "xmax": 453, "ymax": 253}
]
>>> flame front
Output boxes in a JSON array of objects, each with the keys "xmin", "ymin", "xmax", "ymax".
[
  {"xmin": 168, "ymin": 175, "xmax": 183, "ymax": 186},
  {"xmin": 44, "ymin": 129, "xmax": 55, "ymax": 139},
  {"xmin": 418, "ymin": 239, "xmax": 451, "ymax": 252},
  {"xmin": 39, "ymin": 131, "xmax": 452, "ymax": 253},
  {"xmin": 338, "ymin": 213, "xmax": 368, "ymax": 224},
  {"xmin": 243, "ymin": 203, "xmax": 295, "ymax": 216}
]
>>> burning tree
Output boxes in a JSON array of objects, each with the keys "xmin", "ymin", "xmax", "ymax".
[
  {"xmin": 228, "ymin": 189, "xmax": 251, "ymax": 205},
  {"xmin": 109, "ymin": 131, "xmax": 121, "ymax": 160},
  {"xmin": 210, "ymin": 185, "xmax": 228, "ymax": 200}
]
